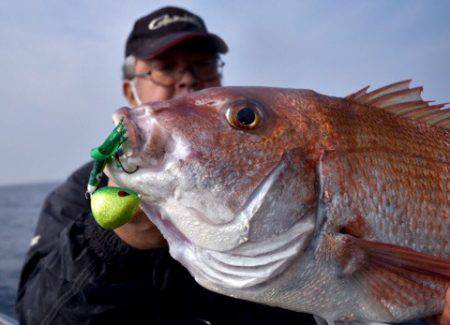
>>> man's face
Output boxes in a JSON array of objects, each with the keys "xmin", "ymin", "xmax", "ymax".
[
  {"xmin": 116, "ymin": 42, "xmax": 223, "ymax": 249},
  {"xmin": 124, "ymin": 43, "xmax": 222, "ymax": 107}
]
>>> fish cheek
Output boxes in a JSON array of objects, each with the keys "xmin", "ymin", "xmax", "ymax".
[{"xmin": 247, "ymin": 147, "xmax": 318, "ymax": 242}]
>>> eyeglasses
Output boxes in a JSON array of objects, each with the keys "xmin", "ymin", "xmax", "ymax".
[{"xmin": 130, "ymin": 57, "xmax": 225, "ymax": 87}]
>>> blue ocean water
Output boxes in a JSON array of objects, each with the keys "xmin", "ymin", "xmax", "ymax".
[{"xmin": 0, "ymin": 182, "xmax": 59, "ymax": 318}]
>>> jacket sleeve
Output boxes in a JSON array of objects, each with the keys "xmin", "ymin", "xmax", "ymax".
[{"xmin": 15, "ymin": 162, "xmax": 175, "ymax": 325}]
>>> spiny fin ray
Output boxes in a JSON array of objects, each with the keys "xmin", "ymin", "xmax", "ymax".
[{"xmin": 346, "ymin": 80, "xmax": 450, "ymax": 130}]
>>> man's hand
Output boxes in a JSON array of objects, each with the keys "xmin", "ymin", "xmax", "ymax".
[
  {"xmin": 108, "ymin": 179, "xmax": 167, "ymax": 250},
  {"xmin": 425, "ymin": 287, "xmax": 450, "ymax": 325},
  {"xmin": 437, "ymin": 287, "xmax": 450, "ymax": 325}
]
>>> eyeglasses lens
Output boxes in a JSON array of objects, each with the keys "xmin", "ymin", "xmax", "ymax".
[{"xmin": 148, "ymin": 59, "xmax": 224, "ymax": 86}]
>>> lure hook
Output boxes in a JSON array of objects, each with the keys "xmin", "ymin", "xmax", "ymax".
[{"xmin": 114, "ymin": 153, "xmax": 139, "ymax": 174}]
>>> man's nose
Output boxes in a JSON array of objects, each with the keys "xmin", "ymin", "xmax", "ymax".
[{"xmin": 174, "ymin": 69, "xmax": 200, "ymax": 95}]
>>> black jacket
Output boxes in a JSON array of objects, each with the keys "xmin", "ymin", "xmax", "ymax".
[{"xmin": 15, "ymin": 162, "xmax": 316, "ymax": 325}]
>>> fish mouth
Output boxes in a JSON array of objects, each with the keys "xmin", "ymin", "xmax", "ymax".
[{"xmin": 112, "ymin": 106, "xmax": 191, "ymax": 172}]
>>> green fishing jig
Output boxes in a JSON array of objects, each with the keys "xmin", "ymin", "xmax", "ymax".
[
  {"xmin": 86, "ymin": 118, "xmax": 127, "ymax": 196},
  {"xmin": 86, "ymin": 118, "xmax": 141, "ymax": 229},
  {"xmin": 90, "ymin": 186, "xmax": 140, "ymax": 229}
]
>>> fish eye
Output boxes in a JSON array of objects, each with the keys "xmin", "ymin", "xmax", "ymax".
[{"xmin": 225, "ymin": 100, "xmax": 262, "ymax": 130}]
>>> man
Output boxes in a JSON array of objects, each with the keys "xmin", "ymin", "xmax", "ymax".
[{"xmin": 15, "ymin": 7, "xmax": 316, "ymax": 325}]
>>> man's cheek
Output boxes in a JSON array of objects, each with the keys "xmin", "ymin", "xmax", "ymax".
[{"xmin": 139, "ymin": 83, "xmax": 174, "ymax": 102}]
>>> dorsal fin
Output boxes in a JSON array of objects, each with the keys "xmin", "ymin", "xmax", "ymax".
[{"xmin": 346, "ymin": 80, "xmax": 450, "ymax": 130}]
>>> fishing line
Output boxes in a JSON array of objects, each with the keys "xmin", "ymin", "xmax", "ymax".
[{"xmin": 114, "ymin": 152, "xmax": 139, "ymax": 174}]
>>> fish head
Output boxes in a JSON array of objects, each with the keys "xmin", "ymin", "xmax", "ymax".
[{"xmin": 107, "ymin": 86, "xmax": 320, "ymax": 291}]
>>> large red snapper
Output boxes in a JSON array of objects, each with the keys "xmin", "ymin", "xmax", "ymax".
[{"xmin": 106, "ymin": 80, "xmax": 449, "ymax": 323}]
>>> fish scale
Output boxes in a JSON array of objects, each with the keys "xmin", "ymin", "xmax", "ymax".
[{"xmin": 320, "ymin": 150, "xmax": 449, "ymax": 255}]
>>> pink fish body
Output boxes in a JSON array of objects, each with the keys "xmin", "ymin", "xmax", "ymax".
[{"xmin": 107, "ymin": 80, "xmax": 449, "ymax": 323}]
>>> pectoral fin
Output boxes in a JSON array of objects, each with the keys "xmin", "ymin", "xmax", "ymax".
[
  {"xmin": 334, "ymin": 234, "xmax": 449, "ymax": 317},
  {"xmin": 351, "ymin": 237, "xmax": 450, "ymax": 280}
]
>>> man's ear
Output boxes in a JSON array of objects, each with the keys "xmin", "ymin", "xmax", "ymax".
[{"xmin": 123, "ymin": 81, "xmax": 137, "ymax": 108}]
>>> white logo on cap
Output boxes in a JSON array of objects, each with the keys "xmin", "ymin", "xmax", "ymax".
[{"xmin": 148, "ymin": 14, "xmax": 201, "ymax": 30}]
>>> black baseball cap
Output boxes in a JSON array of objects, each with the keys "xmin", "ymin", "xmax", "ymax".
[{"xmin": 125, "ymin": 6, "xmax": 228, "ymax": 59}]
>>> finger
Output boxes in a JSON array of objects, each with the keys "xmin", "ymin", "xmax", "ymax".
[{"xmin": 438, "ymin": 286, "xmax": 450, "ymax": 325}]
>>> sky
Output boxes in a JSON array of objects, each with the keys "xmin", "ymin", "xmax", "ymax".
[{"xmin": 0, "ymin": 0, "xmax": 449, "ymax": 185}]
